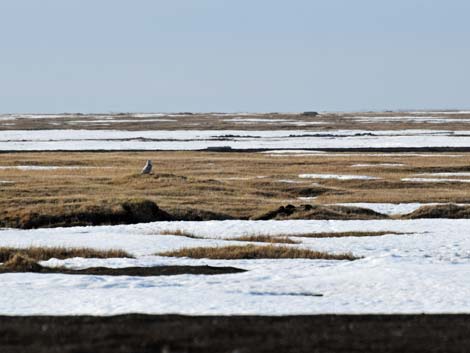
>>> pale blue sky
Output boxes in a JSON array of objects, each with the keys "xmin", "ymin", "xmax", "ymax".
[{"xmin": 1, "ymin": 0, "xmax": 469, "ymax": 113}]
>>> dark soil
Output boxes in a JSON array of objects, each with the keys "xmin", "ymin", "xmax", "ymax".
[
  {"xmin": 12, "ymin": 199, "xmax": 175, "ymax": 229},
  {"xmin": 8, "ymin": 200, "xmax": 470, "ymax": 230},
  {"xmin": 1, "ymin": 314, "xmax": 469, "ymax": 353},
  {"xmin": 170, "ymin": 208, "xmax": 235, "ymax": 221},
  {"xmin": 253, "ymin": 204, "xmax": 388, "ymax": 220},
  {"xmin": 0, "ymin": 265, "xmax": 246, "ymax": 276},
  {"xmin": 4, "ymin": 200, "xmax": 235, "ymax": 229}
]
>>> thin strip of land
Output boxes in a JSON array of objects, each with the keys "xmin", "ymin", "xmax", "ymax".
[{"xmin": 0, "ymin": 314, "xmax": 469, "ymax": 353}]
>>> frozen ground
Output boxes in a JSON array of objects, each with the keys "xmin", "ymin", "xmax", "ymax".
[
  {"xmin": 1, "ymin": 219, "xmax": 470, "ymax": 315},
  {"xmin": 3, "ymin": 129, "xmax": 470, "ymax": 150}
]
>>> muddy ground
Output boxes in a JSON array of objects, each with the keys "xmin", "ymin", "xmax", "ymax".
[
  {"xmin": 0, "ymin": 265, "xmax": 246, "ymax": 276},
  {"xmin": 1, "ymin": 314, "xmax": 469, "ymax": 353}
]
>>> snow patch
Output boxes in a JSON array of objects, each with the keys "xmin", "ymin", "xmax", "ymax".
[
  {"xmin": 299, "ymin": 174, "xmax": 379, "ymax": 180},
  {"xmin": 402, "ymin": 178, "xmax": 470, "ymax": 183}
]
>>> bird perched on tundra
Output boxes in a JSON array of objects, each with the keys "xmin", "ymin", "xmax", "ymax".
[{"xmin": 141, "ymin": 160, "xmax": 153, "ymax": 174}]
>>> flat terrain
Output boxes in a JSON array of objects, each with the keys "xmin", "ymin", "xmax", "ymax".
[
  {"xmin": 2, "ymin": 112, "xmax": 470, "ymax": 351},
  {"xmin": 3, "ymin": 111, "xmax": 470, "ymax": 131},
  {"xmin": 2, "ymin": 150, "xmax": 470, "ymax": 225},
  {"xmin": 1, "ymin": 314, "xmax": 470, "ymax": 353}
]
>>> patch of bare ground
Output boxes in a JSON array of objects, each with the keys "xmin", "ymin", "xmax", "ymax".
[
  {"xmin": 159, "ymin": 244, "xmax": 358, "ymax": 260},
  {"xmin": 286, "ymin": 231, "xmax": 403, "ymax": 238},
  {"xmin": 170, "ymin": 208, "xmax": 235, "ymax": 221},
  {"xmin": 2, "ymin": 199, "xmax": 175, "ymax": 229},
  {"xmin": 253, "ymin": 204, "xmax": 387, "ymax": 220},
  {"xmin": 0, "ymin": 254, "xmax": 245, "ymax": 276},
  {"xmin": 231, "ymin": 235, "xmax": 300, "ymax": 244},
  {"xmin": 1, "ymin": 314, "xmax": 470, "ymax": 353},
  {"xmin": 159, "ymin": 229, "xmax": 204, "ymax": 239},
  {"xmin": 0, "ymin": 246, "xmax": 132, "ymax": 263}
]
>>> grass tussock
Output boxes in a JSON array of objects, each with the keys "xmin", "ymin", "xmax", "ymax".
[
  {"xmin": 0, "ymin": 246, "xmax": 132, "ymax": 263},
  {"xmin": 3, "ymin": 254, "xmax": 43, "ymax": 272},
  {"xmin": 404, "ymin": 204, "xmax": 470, "ymax": 219},
  {"xmin": 231, "ymin": 235, "xmax": 300, "ymax": 244},
  {"xmin": 159, "ymin": 244, "xmax": 358, "ymax": 260}
]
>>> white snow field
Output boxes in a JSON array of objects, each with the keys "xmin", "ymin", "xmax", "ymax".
[
  {"xmin": 1, "ymin": 219, "xmax": 470, "ymax": 315},
  {"xmin": 2, "ymin": 129, "xmax": 470, "ymax": 151}
]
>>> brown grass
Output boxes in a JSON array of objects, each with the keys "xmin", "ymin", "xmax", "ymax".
[
  {"xmin": 285, "ymin": 231, "xmax": 403, "ymax": 238},
  {"xmin": 231, "ymin": 235, "xmax": 300, "ymax": 244},
  {"xmin": 0, "ymin": 246, "xmax": 132, "ymax": 263},
  {"xmin": 159, "ymin": 229, "xmax": 203, "ymax": 239},
  {"xmin": 2, "ymin": 150, "xmax": 470, "ymax": 227},
  {"xmin": 159, "ymin": 245, "xmax": 359, "ymax": 260},
  {"xmin": 3, "ymin": 254, "xmax": 43, "ymax": 272}
]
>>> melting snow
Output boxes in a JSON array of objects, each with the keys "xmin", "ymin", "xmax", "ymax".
[
  {"xmin": 402, "ymin": 178, "xmax": 470, "ymax": 183},
  {"xmin": 299, "ymin": 174, "xmax": 379, "ymax": 180},
  {"xmin": 1, "ymin": 219, "xmax": 470, "ymax": 315}
]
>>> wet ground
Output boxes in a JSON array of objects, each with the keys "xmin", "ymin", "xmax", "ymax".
[
  {"xmin": 0, "ymin": 265, "xmax": 246, "ymax": 276},
  {"xmin": 1, "ymin": 314, "xmax": 469, "ymax": 353}
]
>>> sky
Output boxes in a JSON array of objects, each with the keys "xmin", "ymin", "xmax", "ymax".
[{"xmin": 0, "ymin": 0, "xmax": 469, "ymax": 113}]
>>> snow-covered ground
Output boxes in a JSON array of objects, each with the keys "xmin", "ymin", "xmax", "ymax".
[
  {"xmin": 2, "ymin": 129, "xmax": 470, "ymax": 150},
  {"xmin": 1, "ymin": 219, "xmax": 470, "ymax": 315},
  {"xmin": 347, "ymin": 115, "xmax": 470, "ymax": 123},
  {"xmin": 402, "ymin": 177, "xmax": 470, "ymax": 183},
  {"xmin": 333, "ymin": 202, "xmax": 468, "ymax": 215}
]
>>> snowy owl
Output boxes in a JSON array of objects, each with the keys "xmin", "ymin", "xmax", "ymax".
[{"xmin": 141, "ymin": 160, "xmax": 153, "ymax": 174}]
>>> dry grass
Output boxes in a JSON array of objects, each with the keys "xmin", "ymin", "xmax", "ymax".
[
  {"xmin": 2, "ymin": 150, "xmax": 470, "ymax": 227},
  {"xmin": 0, "ymin": 246, "xmax": 132, "ymax": 263},
  {"xmin": 159, "ymin": 244, "xmax": 359, "ymax": 260},
  {"xmin": 158, "ymin": 229, "xmax": 203, "ymax": 239},
  {"xmin": 231, "ymin": 235, "xmax": 300, "ymax": 244},
  {"xmin": 2, "ymin": 254, "xmax": 43, "ymax": 272},
  {"xmin": 159, "ymin": 231, "xmax": 299, "ymax": 243},
  {"xmin": 285, "ymin": 231, "xmax": 403, "ymax": 238}
]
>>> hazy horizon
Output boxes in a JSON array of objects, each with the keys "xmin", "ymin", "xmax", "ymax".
[{"xmin": 1, "ymin": 0, "xmax": 469, "ymax": 113}]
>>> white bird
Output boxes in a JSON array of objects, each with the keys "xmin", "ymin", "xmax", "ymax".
[{"xmin": 141, "ymin": 160, "xmax": 153, "ymax": 174}]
